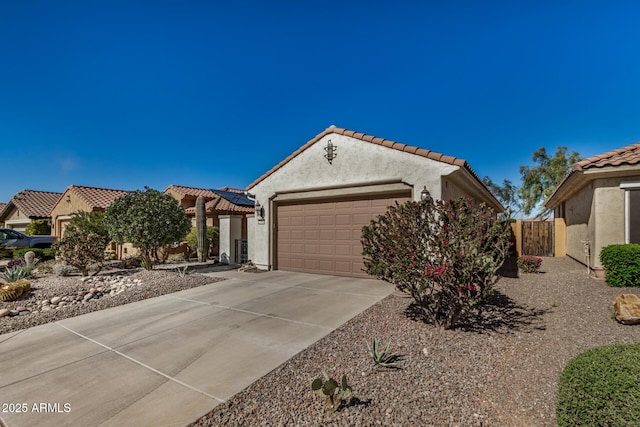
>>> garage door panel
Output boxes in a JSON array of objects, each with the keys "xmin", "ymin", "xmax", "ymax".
[{"xmin": 277, "ymin": 193, "xmax": 410, "ymax": 277}]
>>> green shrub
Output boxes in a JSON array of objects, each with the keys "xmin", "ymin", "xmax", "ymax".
[
  {"xmin": 24, "ymin": 219, "xmax": 51, "ymax": 236},
  {"xmin": 600, "ymin": 244, "xmax": 640, "ymax": 287},
  {"xmin": 185, "ymin": 226, "xmax": 219, "ymax": 253},
  {"xmin": 362, "ymin": 195, "xmax": 511, "ymax": 329},
  {"xmin": 517, "ymin": 255, "xmax": 542, "ymax": 273},
  {"xmin": 53, "ymin": 233, "xmax": 109, "ymax": 276},
  {"xmin": 556, "ymin": 342, "xmax": 640, "ymax": 426},
  {"xmin": 13, "ymin": 248, "xmax": 55, "ymax": 260}
]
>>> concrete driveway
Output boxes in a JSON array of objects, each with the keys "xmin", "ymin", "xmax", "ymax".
[{"xmin": 0, "ymin": 270, "xmax": 393, "ymax": 427}]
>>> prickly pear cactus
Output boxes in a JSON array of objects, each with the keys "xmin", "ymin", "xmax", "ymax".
[
  {"xmin": 196, "ymin": 196, "xmax": 208, "ymax": 262},
  {"xmin": 0, "ymin": 279, "xmax": 31, "ymax": 302},
  {"xmin": 311, "ymin": 372, "xmax": 352, "ymax": 411}
]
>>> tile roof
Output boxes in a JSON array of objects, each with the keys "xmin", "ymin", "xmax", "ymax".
[
  {"xmin": 572, "ymin": 141, "xmax": 640, "ymax": 171},
  {"xmin": 246, "ymin": 126, "xmax": 483, "ymax": 191},
  {"xmin": 184, "ymin": 187, "xmax": 254, "ymax": 214},
  {"xmin": 3, "ymin": 190, "xmax": 63, "ymax": 218},
  {"xmin": 67, "ymin": 185, "xmax": 130, "ymax": 209},
  {"xmin": 164, "ymin": 185, "xmax": 219, "ymax": 199},
  {"xmin": 546, "ymin": 141, "xmax": 640, "ymax": 208}
]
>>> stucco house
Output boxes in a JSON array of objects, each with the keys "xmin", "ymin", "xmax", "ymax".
[
  {"xmin": 164, "ymin": 185, "xmax": 254, "ymax": 261},
  {"xmin": 546, "ymin": 142, "xmax": 640, "ymax": 274},
  {"xmin": 0, "ymin": 190, "xmax": 62, "ymax": 232},
  {"xmin": 245, "ymin": 126, "xmax": 504, "ymax": 278},
  {"xmin": 50, "ymin": 185, "xmax": 133, "ymax": 258}
]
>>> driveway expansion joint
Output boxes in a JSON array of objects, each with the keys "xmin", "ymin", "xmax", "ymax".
[{"xmin": 55, "ymin": 323, "xmax": 226, "ymax": 404}]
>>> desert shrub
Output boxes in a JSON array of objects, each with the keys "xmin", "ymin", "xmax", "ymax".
[
  {"xmin": 13, "ymin": 248, "xmax": 55, "ymax": 260},
  {"xmin": 53, "ymin": 233, "xmax": 109, "ymax": 276},
  {"xmin": 556, "ymin": 342, "xmax": 640, "ymax": 426},
  {"xmin": 517, "ymin": 255, "xmax": 542, "ymax": 273},
  {"xmin": 600, "ymin": 244, "xmax": 640, "ymax": 287},
  {"xmin": 362, "ymin": 195, "xmax": 511, "ymax": 329},
  {"xmin": 52, "ymin": 263, "xmax": 74, "ymax": 276},
  {"xmin": 185, "ymin": 226, "xmax": 219, "ymax": 254},
  {"xmin": 36, "ymin": 259, "xmax": 56, "ymax": 274},
  {"xmin": 168, "ymin": 252, "xmax": 189, "ymax": 262},
  {"xmin": 104, "ymin": 187, "xmax": 191, "ymax": 270},
  {"xmin": 24, "ymin": 219, "xmax": 51, "ymax": 236}
]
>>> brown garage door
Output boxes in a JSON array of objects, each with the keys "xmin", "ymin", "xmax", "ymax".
[{"xmin": 276, "ymin": 193, "xmax": 411, "ymax": 278}]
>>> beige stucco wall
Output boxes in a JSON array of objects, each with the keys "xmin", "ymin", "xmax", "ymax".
[
  {"xmin": 563, "ymin": 177, "xmax": 628, "ymax": 269},
  {"xmin": 50, "ymin": 191, "xmax": 93, "ymax": 239},
  {"xmin": 3, "ymin": 205, "xmax": 31, "ymax": 231},
  {"xmin": 247, "ymin": 133, "xmax": 491, "ymax": 271}
]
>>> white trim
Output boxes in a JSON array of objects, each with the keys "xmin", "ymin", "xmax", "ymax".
[
  {"xmin": 620, "ymin": 182, "xmax": 640, "ymax": 244},
  {"xmin": 5, "ymin": 219, "xmax": 30, "ymax": 226}
]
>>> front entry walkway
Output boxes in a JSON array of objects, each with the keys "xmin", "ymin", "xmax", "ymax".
[{"xmin": 0, "ymin": 270, "xmax": 392, "ymax": 427}]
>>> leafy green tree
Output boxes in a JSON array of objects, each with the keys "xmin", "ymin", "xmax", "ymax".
[
  {"xmin": 519, "ymin": 146, "xmax": 581, "ymax": 217},
  {"xmin": 24, "ymin": 219, "xmax": 51, "ymax": 236},
  {"xmin": 361, "ymin": 195, "xmax": 511, "ymax": 329},
  {"xmin": 64, "ymin": 211, "xmax": 110, "ymax": 241},
  {"xmin": 482, "ymin": 176, "xmax": 521, "ymax": 217},
  {"xmin": 104, "ymin": 187, "xmax": 191, "ymax": 270}
]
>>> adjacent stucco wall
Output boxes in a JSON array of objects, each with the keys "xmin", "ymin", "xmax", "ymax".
[
  {"xmin": 564, "ymin": 181, "xmax": 594, "ymax": 267},
  {"xmin": 248, "ymin": 133, "xmax": 466, "ymax": 270},
  {"xmin": 50, "ymin": 191, "xmax": 93, "ymax": 239},
  {"xmin": 3, "ymin": 205, "xmax": 31, "ymax": 231},
  {"xmin": 592, "ymin": 178, "xmax": 625, "ymax": 267},
  {"xmin": 563, "ymin": 177, "xmax": 630, "ymax": 269}
]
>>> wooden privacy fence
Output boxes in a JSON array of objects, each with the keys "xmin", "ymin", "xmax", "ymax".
[{"xmin": 521, "ymin": 219, "xmax": 554, "ymax": 257}]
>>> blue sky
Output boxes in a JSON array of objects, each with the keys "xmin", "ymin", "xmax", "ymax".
[{"xmin": 2, "ymin": 1, "xmax": 640, "ymax": 203}]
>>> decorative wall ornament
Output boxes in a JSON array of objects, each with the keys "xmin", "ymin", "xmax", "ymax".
[{"xmin": 324, "ymin": 139, "xmax": 337, "ymax": 164}]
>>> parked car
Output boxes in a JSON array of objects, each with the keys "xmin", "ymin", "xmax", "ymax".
[{"xmin": 0, "ymin": 228, "xmax": 57, "ymax": 249}]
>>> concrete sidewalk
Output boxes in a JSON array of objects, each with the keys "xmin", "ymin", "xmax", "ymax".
[{"xmin": 0, "ymin": 270, "xmax": 393, "ymax": 427}]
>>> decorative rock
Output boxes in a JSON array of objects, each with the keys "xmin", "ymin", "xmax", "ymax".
[
  {"xmin": 9, "ymin": 310, "xmax": 19, "ymax": 317},
  {"xmin": 41, "ymin": 306, "xmax": 51, "ymax": 312},
  {"xmin": 0, "ymin": 308, "xmax": 10, "ymax": 318},
  {"xmin": 50, "ymin": 296, "xmax": 62, "ymax": 305},
  {"xmin": 18, "ymin": 310, "xmax": 30, "ymax": 316},
  {"xmin": 613, "ymin": 294, "xmax": 640, "ymax": 325},
  {"xmin": 83, "ymin": 293, "xmax": 94, "ymax": 301}
]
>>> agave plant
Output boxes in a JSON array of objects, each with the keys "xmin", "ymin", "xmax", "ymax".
[
  {"xmin": 367, "ymin": 337, "xmax": 403, "ymax": 369},
  {"xmin": 1, "ymin": 266, "xmax": 32, "ymax": 282},
  {"xmin": 311, "ymin": 372, "xmax": 352, "ymax": 411}
]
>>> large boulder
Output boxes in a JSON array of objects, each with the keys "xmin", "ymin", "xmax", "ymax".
[{"xmin": 613, "ymin": 294, "xmax": 640, "ymax": 325}]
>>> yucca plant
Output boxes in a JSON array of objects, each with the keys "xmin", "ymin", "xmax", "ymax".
[{"xmin": 367, "ymin": 337, "xmax": 402, "ymax": 369}]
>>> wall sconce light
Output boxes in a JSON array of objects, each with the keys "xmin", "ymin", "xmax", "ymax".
[
  {"xmin": 255, "ymin": 201, "xmax": 265, "ymax": 222},
  {"xmin": 420, "ymin": 186, "xmax": 430, "ymax": 201},
  {"xmin": 324, "ymin": 139, "xmax": 337, "ymax": 164}
]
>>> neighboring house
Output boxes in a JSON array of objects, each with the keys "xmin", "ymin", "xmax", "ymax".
[
  {"xmin": 546, "ymin": 142, "xmax": 640, "ymax": 274},
  {"xmin": 164, "ymin": 185, "xmax": 254, "ymax": 260},
  {"xmin": 0, "ymin": 190, "xmax": 63, "ymax": 232},
  {"xmin": 49, "ymin": 185, "xmax": 132, "ymax": 258},
  {"xmin": 246, "ymin": 126, "xmax": 504, "ymax": 278},
  {"xmin": 0, "ymin": 203, "xmax": 6, "ymax": 227}
]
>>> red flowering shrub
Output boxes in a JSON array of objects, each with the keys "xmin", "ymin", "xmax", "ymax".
[
  {"xmin": 361, "ymin": 195, "xmax": 511, "ymax": 329},
  {"xmin": 517, "ymin": 256, "xmax": 543, "ymax": 273}
]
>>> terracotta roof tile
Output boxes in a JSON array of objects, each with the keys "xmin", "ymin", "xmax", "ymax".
[
  {"xmin": 68, "ymin": 185, "xmax": 129, "ymax": 209},
  {"xmin": 7, "ymin": 190, "xmax": 63, "ymax": 218},
  {"xmin": 164, "ymin": 185, "xmax": 218, "ymax": 199},
  {"xmin": 246, "ymin": 126, "xmax": 497, "ymax": 208},
  {"xmin": 184, "ymin": 187, "xmax": 254, "ymax": 214},
  {"xmin": 573, "ymin": 141, "xmax": 640, "ymax": 170}
]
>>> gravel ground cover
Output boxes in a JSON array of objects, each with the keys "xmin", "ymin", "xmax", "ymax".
[
  {"xmin": 191, "ymin": 257, "xmax": 640, "ymax": 427},
  {"xmin": 0, "ymin": 267, "xmax": 224, "ymax": 335}
]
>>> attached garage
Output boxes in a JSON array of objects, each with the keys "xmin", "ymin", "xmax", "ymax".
[
  {"xmin": 246, "ymin": 126, "xmax": 503, "ymax": 278},
  {"xmin": 276, "ymin": 193, "xmax": 410, "ymax": 277}
]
